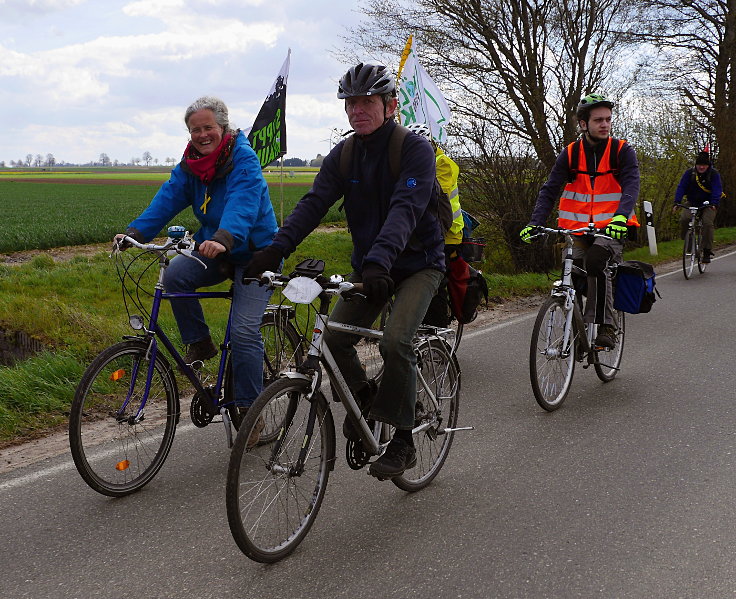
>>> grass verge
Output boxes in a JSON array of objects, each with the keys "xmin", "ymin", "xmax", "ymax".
[{"xmin": 1, "ymin": 227, "xmax": 735, "ymax": 445}]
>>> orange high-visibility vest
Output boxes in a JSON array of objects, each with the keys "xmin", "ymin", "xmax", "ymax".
[{"xmin": 558, "ymin": 137, "xmax": 639, "ymax": 230}]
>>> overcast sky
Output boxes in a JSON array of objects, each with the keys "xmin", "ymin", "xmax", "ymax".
[{"xmin": 0, "ymin": 0, "xmax": 378, "ymax": 166}]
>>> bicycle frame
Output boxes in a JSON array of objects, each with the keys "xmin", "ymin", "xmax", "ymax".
[
  {"xmin": 122, "ymin": 250, "xmax": 238, "ymax": 440},
  {"xmin": 550, "ymin": 232, "xmax": 596, "ymax": 358},
  {"xmin": 266, "ymin": 276, "xmax": 463, "ymax": 467}
]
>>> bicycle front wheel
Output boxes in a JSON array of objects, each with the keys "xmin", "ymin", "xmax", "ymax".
[
  {"xmin": 682, "ymin": 230, "xmax": 696, "ymax": 279},
  {"xmin": 226, "ymin": 377, "xmax": 335, "ymax": 563},
  {"xmin": 696, "ymin": 227, "xmax": 707, "ymax": 273},
  {"xmin": 594, "ymin": 311, "xmax": 626, "ymax": 382},
  {"xmin": 69, "ymin": 339, "xmax": 179, "ymax": 497},
  {"xmin": 393, "ymin": 338, "xmax": 460, "ymax": 492},
  {"xmin": 529, "ymin": 296, "xmax": 576, "ymax": 411}
]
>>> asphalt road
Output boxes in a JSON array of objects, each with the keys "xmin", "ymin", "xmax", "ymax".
[{"xmin": 2, "ymin": 249, "xmax": 736, "ymax": 599}]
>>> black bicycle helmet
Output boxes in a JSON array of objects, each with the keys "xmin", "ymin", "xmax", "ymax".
[
  {"xmin": 337, "ymin": 63, "xmax": 396, "ymax": 99},
  {"xmin": 576, "ymin": 93, "xmax": 615, "ymax": 120}
]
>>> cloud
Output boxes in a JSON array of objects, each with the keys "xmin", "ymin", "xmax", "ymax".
[{"xmin": 0, "ymin": 0, "xmax": 368, "ymax": 164}]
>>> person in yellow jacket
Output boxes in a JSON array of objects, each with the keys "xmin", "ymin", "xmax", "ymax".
[
  {"xmin": 406, "ymin": 123, "xmax": 464, "ymax": 248},
  {"xmin": 519, "ymin": 94, "xmax": 640, "ymax": 348},
  {"xmin": 407, "ymin": 122, "xmax": 466, "ymax": 327}
]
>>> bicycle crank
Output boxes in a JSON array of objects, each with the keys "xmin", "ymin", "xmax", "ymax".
[{"xmin": 190, "ymin": 386, "xmax": 218, "ymax": 428}]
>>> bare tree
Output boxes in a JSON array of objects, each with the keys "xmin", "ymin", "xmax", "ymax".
[
  {"xmin": 45, "ymin": 154, "xmax": 55, "ymax": 168},
  {"xmin": 142, "ymin": 151, "xmax": 153, "ymax": 166},
  {"xmin": 98, "ymin": 153, "xmax": 111, "ymax": 167},
  {"xmin": 349, "ymin": 0, "xmax": 641, "ymax": 167},
  {"xmin": 633, "ymin": 0, "xmax": 736, "ymax": 225}
]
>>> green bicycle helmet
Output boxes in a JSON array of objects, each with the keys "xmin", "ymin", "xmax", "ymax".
[{"xmin": 576, "ymin": 93, "xmax": 615, "ymax": 120}]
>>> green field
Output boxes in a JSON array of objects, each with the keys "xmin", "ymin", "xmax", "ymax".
[{"xmin": 0, "ymin": 174, "xmax": 339, "ymax": 253}]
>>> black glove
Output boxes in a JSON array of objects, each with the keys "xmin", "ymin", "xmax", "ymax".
[
  {"xmin": 361, "ymin": 263, "xmax": 394, "ymax": 306},
  {"xmin": 243, "ymin": 246, "xmax": 283, "ymax": 281}
]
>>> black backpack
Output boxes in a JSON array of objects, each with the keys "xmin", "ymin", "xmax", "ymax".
[{"xmin": 338, "ymin": 125, "xmax": 453, "ymax": 236}]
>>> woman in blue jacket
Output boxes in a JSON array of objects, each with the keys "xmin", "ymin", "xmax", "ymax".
[{"xmin": 116, "ymin": 96, "xmax": 278, "ymax": 408}]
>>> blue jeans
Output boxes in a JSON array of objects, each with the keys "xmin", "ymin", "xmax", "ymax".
[
  {"xmin": 323, "ymin": 268, "xmax": 443, "ymax": 430},
  {"xmin": 162, "ymin": 254, "xmax": 272, "ymax": 406}
]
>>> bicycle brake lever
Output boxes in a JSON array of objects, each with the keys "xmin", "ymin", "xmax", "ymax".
[{"xmin": 180, "ymin": 249, "xmax": 207, "ymax": 269}]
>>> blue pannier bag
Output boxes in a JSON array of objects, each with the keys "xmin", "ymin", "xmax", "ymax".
[{"xmin": 614, "ymin": 260, "xmax": 659, "ymax": 314}]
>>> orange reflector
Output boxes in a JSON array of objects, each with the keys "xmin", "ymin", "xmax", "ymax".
[
  {"xmin": 115, "ymin": 460, "xmax": 130, "ymax": 471},
  {"xmin": 110, "ymin": 369, "xmax": 126, "ymax": 381}
]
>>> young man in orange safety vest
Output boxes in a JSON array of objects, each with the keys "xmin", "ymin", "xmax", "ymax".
[{"xmin": 520, "ymin": 94, "xmax": 640, "ymax": 348}]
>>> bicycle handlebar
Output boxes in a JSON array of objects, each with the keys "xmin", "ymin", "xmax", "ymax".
[
  {"xmin": 246, "ymin": 270, "xmax": 366, "ymax": 300},
  {"xmin": 675, "ymin": 201, "xmax": 710, "ymax": 213},
  {"xmin": 530, "ymin": 224, "xmax": 612, "ymax": 240},
  {"xmin": 111, "ymin": 230, "xmax": 207, "ymax": 269}
]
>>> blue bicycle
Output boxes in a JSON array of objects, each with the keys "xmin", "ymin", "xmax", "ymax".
[{"xmin": 69, "ymin": 228, "xmax": 303, "ymax": 497}]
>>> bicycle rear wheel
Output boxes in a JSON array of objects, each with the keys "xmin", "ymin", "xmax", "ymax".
[
  {"xmin": 226, "ymin": 377, "xmax": 335, "ymax": 563},
  {"xmin": 682, "ymin": 230, "xmax": 696, "ymax": 279},
  {"xmin": 69, "ymin": 339, "xmax": 179, "ymax": 497},
  {"xmin": 226, "ymin": 311, "xmax": 304, "ymax": 433},
  {"xmin": 393, "ymin": 338, "xmax": 460, "ymax": 492},
  {"xmin": 594, "ymin": 311, "xmax": 626, "ymax": 382},
  {"xmin": 529, "ymin": 296, "xmax": 576, "ymax": 411}
]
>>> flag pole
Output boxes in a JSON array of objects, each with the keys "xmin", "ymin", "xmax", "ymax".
[{"xmin": 279, "ymin": 155, "xmax": 284, "ymax": 226}]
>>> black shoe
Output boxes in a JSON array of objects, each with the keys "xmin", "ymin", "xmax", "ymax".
[
  {"xmin": 369, "ymin": 437, "xmax": 417, "ymax": 480},
  {"xmin": 343, "ymin": 382, "xmax": 376, "ymax": 442},
  {"xmin": 184, "ymin": 337, "xmax": 218, "ymax": 365},
  {"xmin": 703, "ymin": 249, "xmax": 713, "ymax": 264},
  {"xmin": 594, "ymin": 324, "xmax": 616, "ymax": 349}
]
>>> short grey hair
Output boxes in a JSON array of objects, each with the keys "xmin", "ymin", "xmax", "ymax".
[{"xmin": 184, "ymin": 96, "xmax": 230, "ymax": 131}]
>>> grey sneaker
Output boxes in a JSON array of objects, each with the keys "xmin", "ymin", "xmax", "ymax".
[{"xmin": 369, "ymin": 437, "xmax": 417, "ymax": 480}]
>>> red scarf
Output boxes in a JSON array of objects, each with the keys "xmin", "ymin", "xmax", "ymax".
[{"xmin": 184, "ymin": 132, "xmax": 233, "ymax": 184}]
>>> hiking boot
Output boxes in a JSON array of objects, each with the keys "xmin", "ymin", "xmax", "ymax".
[
  {"xmin": 369, "ymin": 437, "xmax": 417, "ymax": 480},
  {"xmin": 594, "ymin": 324, "xmax": 616, "ymax": 349},
  {"xmin": 183, "ymin": 337, "xmax": 218, "ymax": 365},
  {"xmin": 343, "ymin": 381, "xmax": 376, "ymax": 442},
  {"xmin": 702, "ymin": 248, "xmax": 713, "ymax": 264}
]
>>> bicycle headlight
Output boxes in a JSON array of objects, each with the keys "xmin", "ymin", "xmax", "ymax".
[{"xmin": 129, "ymin": 315, "xmax": 145, "ymax": 330}]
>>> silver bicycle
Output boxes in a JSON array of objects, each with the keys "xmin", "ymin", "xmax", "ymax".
[
  {"xmin": 225, "ymin": 262, "xmax": 469, "ymax": 562},
  {"xmin": 528, "ymin": 225, "xmax": 626, "ymax": 411}
]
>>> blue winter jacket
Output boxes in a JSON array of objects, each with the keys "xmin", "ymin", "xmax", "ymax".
[
  {"xmin": 127, "ymin": 130, "xmax": 277, "ymax": 264},
  {"xmin": 271, "ymin": 119, "xmax": 445, "ymax": 279},
  {"xmin": 674, "ymin": 167, "xmax": 723, "ymax": 207}
]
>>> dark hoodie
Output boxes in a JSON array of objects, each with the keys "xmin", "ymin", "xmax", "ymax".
[{"xmin": 271, "ymin": 119, "xmax": 445, "ymax": 279}]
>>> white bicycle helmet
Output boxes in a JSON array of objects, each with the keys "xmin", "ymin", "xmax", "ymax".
[{"xmin": 406, "ymin": 122, "xmax": 433, "ymax": 141}]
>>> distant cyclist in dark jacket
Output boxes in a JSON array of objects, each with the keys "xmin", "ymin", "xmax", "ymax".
[
  {"xmin": 245, "ymin": 63, "xmax": 445, "ymax": 480},
  {"xmin": 673, "ymin": 149, "xmax": 722, "ymax": 263}
]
